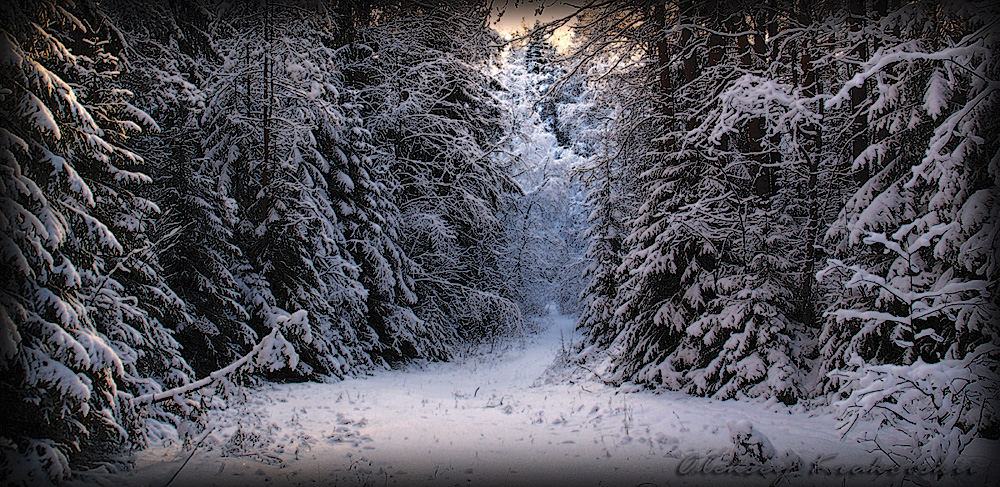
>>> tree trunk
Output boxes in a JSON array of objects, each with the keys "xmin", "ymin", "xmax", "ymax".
[
  {"xmin": 849, "ymin": 0, "xmax": 869, "ymax": 183},
  {"xmin": 680, "ymin": 0, "xmax": 697, "ymax": 130},
  {"xmin": 262, "ymin": 0, "xmax": 273, "ymax": 170},
  {"xmin": 797, "ymin": 0, "xmax": 823, "ymax": 327},
  {"xmin": 872, "ymin": 0, "xmax": 895, "ymax": 171},
  {"xmin": 654, "ymin": 1, "xmax": 673, "ymax": 120},
  {"xmin": 705, "ymin": 0, "xmax": 725, "ymax": 150},
  {"xmin": 740, "ymin": 8, "xmax": 772, "ymax": 198}
]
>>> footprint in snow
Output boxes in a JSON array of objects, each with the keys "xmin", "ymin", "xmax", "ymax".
[{"xmin": 327, "ymin": 425, "xmax": 373, "ymax": 447}]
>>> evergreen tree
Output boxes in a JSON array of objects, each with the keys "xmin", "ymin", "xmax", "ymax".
[
  {"xmin": 102, "ymin": 0, "xmax": 256, "ymax": 376},
  {"xmin": 819, "ymin": 0, "xmax": 999, "ymax": 378},
  {"xmin": 199, "ymin": 1, "xmax": 376, "ymax": 378},
  {"xmin": 566, "ymin": 0, "xmax": 998, "ymax": 464},
  {"xmin": 356, "ymin": 2, "xmax": 525, "ymax": 343},
  {"xmin": 816, "ymin": 0, "xmax": 999, "ymax": 464},
  {"xmin": 0, "ymin": 1, "xmax": 193, "ymax": 480}
]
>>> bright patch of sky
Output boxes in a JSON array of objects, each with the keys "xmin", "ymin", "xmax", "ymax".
[{"xmin": 490, "ymin": 0, "xmax": 577, "ymax": 50}]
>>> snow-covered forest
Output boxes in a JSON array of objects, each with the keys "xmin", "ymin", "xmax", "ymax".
[{"xmin": 1, "ymin": 0, "xmax": 997, "ymax": 485}]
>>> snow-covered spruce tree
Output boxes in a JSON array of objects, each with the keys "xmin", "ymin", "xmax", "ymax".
[
  {"xmin": 564, "ymin": 1, "xmax": 681, "ymax": 364},
  {"xmin": 522, "ymin": 28, "xmax": 566, "ymax": 144},
  {"xmin": 355, "ymin": 2, "xmax": 525, "ymax": 343},
  {"xmin": 101, "ymin": 1, "xmax": 258, "ymax": 376},
  {"xmin": 200, "ymin": 2, "xmax": 373, "ymax": 378},
  {"xmin": 820, "ymin": 0, "xmax": 999, "ymax": 377},
  {"xmin": 579, "ymin": 1, "xmax": 748, "ymax": 389},
  {"xmin": 657, "ymin": 1, "xmax": 857, "ymax": 402},
  {"xmin": 817, "ymin": 0, "xmax": 999, "ymax": 465},
  {"xmin": 148, "ymin": 133, "xmax": 255, "ymax": 375},
  {"xmin": 308, "ymin": 1, "xmax": 464, "ymax": 365},
  {"xmin": 676, "ymin": 77, "xmax": 816, "ymax": 401},
  {"xmin": 331, "ymin": 87, "xmax": 450, "ymax": 365},
  {"xmin": 578, "ymin": 161, "xmax": 629, "ymax": 351},
  {"xmin": 574, "ymin": 76, "xmax": 630, "ymax": 349},
  {"xmin": 569, "ymin": 0, "xmax": 834, "ymax": 401},
  {"xmin": 0, "ymin": 1, "xmax": 194, "ymax": 481}
]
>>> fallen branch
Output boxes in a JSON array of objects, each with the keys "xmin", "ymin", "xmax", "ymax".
[
  {"xmin": 136, "ymin": 310, "xmax": 306, "ymax": 405},
  {"xmin": 135, "ymin": 327, "xmax": 280, "ymax": 404}
]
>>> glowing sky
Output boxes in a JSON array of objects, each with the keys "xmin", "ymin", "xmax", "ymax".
[{"xmin": 490, "ymin": 0, "xmax": 578, "ymax": 49}]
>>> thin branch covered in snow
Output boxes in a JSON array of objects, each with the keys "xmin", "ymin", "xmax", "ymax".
[{"xmin": 135, "ymin": 310, "xmax": 307, "ymax": 405}]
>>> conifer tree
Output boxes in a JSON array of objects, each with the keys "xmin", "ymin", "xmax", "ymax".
[
  {"xmin": 1, "ymin": 1, "xmax": 193, "ymax": 480},
  {"xmin": 356, "ymin": 2, "xmax": 525, "ymax": 342},
  {"xmin": 102, "ymin": 0, "xmax": 256, "ymax": 375}
]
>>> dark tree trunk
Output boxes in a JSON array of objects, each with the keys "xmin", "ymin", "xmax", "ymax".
[
  {"xmin": 654, "ymin": 1, "xmax": 673, "ymax": 119},
  {"xmin": 849, "ymin": 0, "xmax": 869, "ymax": 183}
]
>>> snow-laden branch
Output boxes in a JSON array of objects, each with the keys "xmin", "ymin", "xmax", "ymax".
[
  {"xmin": 134, "ymin": 310, "xmax": 307, "ymax": 405},
  {"xmin": 821, "ymin": 256, "xmax": 988, "ymax": 309},
  {"xmin": 707, "ymin": 73, "xmax": 823, "ymax": 147},
  {"xmin": 825, "ymin": 44, "xmax": 995, "ymax": 110},
  {"xmin": 830, "ymin": 343, "xmax": 999, "ymax": 467}
]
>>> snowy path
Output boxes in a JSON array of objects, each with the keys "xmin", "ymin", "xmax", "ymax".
[{"xmin": 77, "ymin": 312, "xmax": 994, "ymax": 487}]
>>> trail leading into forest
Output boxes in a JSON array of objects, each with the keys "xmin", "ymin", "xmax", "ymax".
[{"xmin": 75, "ymin": 309, "xmax": 993, "ymax": 487}]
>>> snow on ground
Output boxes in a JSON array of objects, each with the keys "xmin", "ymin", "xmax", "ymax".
[{"xmin": 74, "ymin": 308, "xmax": 997, "ymax": 487}]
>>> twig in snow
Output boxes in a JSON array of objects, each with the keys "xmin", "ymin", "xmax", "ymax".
[
  {"xmin": 575, "ymin": 362, "xmax": 609, "ymax": 383},
  {"xmin": 672, "ymin": 411, "xmax": 689, "ymax": 432},
  {"xmin": 163, "ymin": 425, "xmax": 215, "ymax": 487}
]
